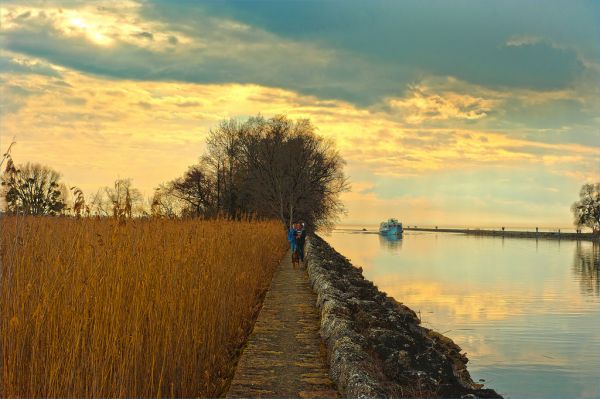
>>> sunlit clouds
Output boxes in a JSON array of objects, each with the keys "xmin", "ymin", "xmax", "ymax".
[
  {"xmin": 0, "ymin": 2, "xmax": 192, "ymax": 49},
  {"xmin": 385, "ymin": 86, "xmax": 498, "ymax": 123},
  {"xmin": 1, "ymin": 0, "xmax": 599, "ymax": 226}
]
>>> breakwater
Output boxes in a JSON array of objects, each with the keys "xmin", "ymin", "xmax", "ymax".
[
  {"xmin": 404, "ymin": 227, "xmax": 599, "ymax": 241},
  {"xmin": 306, "ymin": 235, "xmax": 502, "ymax": 398}
]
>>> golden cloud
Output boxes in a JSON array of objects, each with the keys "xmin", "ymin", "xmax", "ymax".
[
  {"xmin": 1, "ymin": 57, "xmax": 598, "ymax": 206},
  {"xmin": 1, "ymin": 2, "xmax": 193, "ymax": 49},
  {"xmin": 386, "ymin": 85, "xmax": 499, "ymax": 123}
]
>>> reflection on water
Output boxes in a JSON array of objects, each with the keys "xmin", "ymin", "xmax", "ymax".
[
  {"xmin": 573, "ymin": 241, "xmax": 600, "ymax": 296},
  {"xmin": 325, "ymin": 230, "xmax": 600, "ymax": 399},
  {"xmin": 378, "ymin": 234, "xmax": 403, "ymax": 250}
]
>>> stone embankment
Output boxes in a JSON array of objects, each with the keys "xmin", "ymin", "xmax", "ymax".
[{"xmin": 306, "ymin": 235, "xmax": 503, "ymax": 399}]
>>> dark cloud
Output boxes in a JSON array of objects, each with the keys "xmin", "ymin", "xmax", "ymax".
[
  {"xmin": 137, "ymin": 101, "xmax": 153, "ymax": 109},
  {"xmin": 1, "ymin": 0, "xmax": 597, "ymax": 114},
  {"xmin": 2, "ymin": 19, "xmax": 416, "ymax": 107},
  {"xmin": 132, "ymin": 31, "xmax": 154, "ymax": 40},
  {"xmin": 190, "ymin": 0, "xmax": 594, "ymax": 90},
  {"xmin": 16, "ymin": 11, "xmax": 31, "ymax": 20},
  {"xmin": 0, "ymin": 81, "xmax": 35, "ymax": 114},
  {"xmin": 64, "ymin": 97, "xmax": 87, "ymax": 105},
  {"xmin": 175, "ymin": 101, "xmax": 200, "ymax": 107},
  {"xmin": 0, "ymin": 52, "xmax": 61, "ymax": 77}
]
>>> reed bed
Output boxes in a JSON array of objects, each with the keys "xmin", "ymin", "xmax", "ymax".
[{"xmin": 1, "ymin": 216, "xmax": 288, "ymax": 397}]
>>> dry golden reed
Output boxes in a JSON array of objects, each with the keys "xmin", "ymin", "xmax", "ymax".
[{"xmin": 1, "ymin": 216, "xmax": 288, "ymax": 397}]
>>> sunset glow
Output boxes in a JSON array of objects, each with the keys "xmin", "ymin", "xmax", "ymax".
[{"xmin": 1, "ymin": 1, "xmax": 598, "ymax": 227}]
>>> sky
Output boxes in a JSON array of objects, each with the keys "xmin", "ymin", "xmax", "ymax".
[{"xmin": 1, "ymin": 0, "xmax": 599, "ymax": 227}]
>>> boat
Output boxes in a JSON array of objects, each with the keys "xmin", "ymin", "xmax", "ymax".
[{"xmin": 379, "ymin": 218, "xmax": 403, "ymax": 237}]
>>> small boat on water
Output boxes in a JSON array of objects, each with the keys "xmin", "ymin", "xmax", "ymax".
[{"xmin": 379, "ymin": 218, "xmax": 403, "ymax": 237}]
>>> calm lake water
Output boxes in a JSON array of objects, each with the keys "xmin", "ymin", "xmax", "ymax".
[{"xmin": 322, "ymin": 229, "xmax": 600, "ymax": 399}]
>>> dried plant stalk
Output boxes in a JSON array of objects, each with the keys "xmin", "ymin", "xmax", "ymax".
[{"xmin": 1, "ymin": 216, "xmax": 287, "ymax": 398}]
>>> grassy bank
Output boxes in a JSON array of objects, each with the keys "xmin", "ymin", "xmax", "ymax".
[{"xmin": 1, "ymin": 216, "xmax": 287, "ymax": 397}]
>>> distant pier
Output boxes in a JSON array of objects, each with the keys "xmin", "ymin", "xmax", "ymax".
[{"xmin": 404, "ymin": 227, "xmax": 599, "ymax": 241}]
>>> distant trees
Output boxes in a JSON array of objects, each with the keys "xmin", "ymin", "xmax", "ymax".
[
  {"xmin": 206, "ymin": 119, "xmax": 245, "ymax": 215},
  {"xmin": 150, "ymin": 185, "xmax": 181, "ymax": 218},
  {"xmin": 84, "ymin": 179, "xmax": 146, "ymax": 219},
  {"xmin": 167, "ymin": 164, "xmax": 214, "ymax": 217},
  {"xmin": 162, "ymin": 115, "xmax": 349, "ymax": 229},
  {"xmin": 0, "ymin": 115, "xmax": 348, "ymax": 228},
  {"xmin": 1, "ymin": 159, "xmax": 67, "ymax": 216},
  {"xmin": 571, "ymin": 183, "xmax": 600, "ymax": 233},
  {"xmin": 236, "ymin": 115, "xmax": 347, "ymax": 230}
]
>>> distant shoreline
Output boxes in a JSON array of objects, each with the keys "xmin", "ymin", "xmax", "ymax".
[
  {"xmin": 405, "ymin": 227, "xmax": 599, "ymax": 241},
  {"xmin": 332, "ymin": 226, "xmax": 599, "ymax": 241},
  {"xmin": 335, "ymin": 224, "xmax": 586, "ymax": 232}
]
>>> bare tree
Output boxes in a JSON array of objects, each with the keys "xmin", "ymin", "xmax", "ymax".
[
  {"xmin": 150, "ymin": 184, "xmax": 182, "ymax": 218},
  {"xmin": 572, "ymin": 183, "xmax": 600, "ymax": 233},
  {"xmin": 1, "ymin": 159, "xmax": 67, "ymax": 215},
  {"xmin": 168, "ymin": 163, "xmax": 215, "ymax": 217},
  {"xmin": 104, "ymin": 178, "xmax": 143, "ymax": 219},
  {"xmin": 89, "ymin": 189, "xmax": 111, "ymax": 217},
  {"xmin": 239, "ymin": 115, "xmax": 348, "ymax": 230},
  {"xmin": 206, "ymin": 119, "xmax": 246, "ymax": 215}
]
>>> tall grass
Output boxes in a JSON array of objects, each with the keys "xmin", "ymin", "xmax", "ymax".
[{"xmin": 1, "ymin": 216, "xmax": 287, "ymax": 397}]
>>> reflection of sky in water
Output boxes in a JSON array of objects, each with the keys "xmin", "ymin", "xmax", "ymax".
[{"xmin": 323, "ymin": 231, "xmax": 600, "ymax": 399}]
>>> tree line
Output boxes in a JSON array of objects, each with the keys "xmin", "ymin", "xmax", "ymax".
[{"xmin": 1, "ymin": 115, "xmax": 349, "ymax": 230}]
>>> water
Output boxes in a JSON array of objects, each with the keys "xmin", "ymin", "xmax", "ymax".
[{"xmin": 322, "ymin": 230, "xmax": 600, "ymax": 399}]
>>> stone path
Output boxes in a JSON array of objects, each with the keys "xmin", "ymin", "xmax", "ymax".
[{"xmin": 226, "ymin": 250, "xmax": 339, "ymax": 399}]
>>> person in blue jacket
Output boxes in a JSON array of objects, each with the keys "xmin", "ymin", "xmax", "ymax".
[{"xmin": 288, "ymin": 223, "xmax": 298, "ymax": 253}]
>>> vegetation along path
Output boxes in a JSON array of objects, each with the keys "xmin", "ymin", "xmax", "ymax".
[{"xmin": 227, "ymin": 250, "xmax": 339, "ymax": 399}]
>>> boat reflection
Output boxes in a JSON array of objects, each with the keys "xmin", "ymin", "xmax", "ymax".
[
  {"xmin": 572, "ymin": 240, "xmax": 600, "ymax": 296},
  {"xmin": 379, "ymin": 233, "xmax": 403, "ymax": 251}
]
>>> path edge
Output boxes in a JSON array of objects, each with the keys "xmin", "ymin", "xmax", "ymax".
[{"xmin": 222, "ymin": 250, "xmax": 287, "ymax": 397}]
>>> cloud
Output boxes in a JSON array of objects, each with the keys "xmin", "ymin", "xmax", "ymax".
[
  {"xmin": 340, "ymin": 163, "xmax": 598, "ymax": 227},
  {"xmin": 0, "ymin": 51, "xmax": 62, "ymax": 77},
  {"xmin": 506, "ymin": 35, "xmax": 542, "ymax": 47},
  {"xmin": 197, "ymin": 0, "xmax": 594, "ymax": 91},
  {"xmin": 380, "ymin": 76, "xmax": 600, "ymax": 147},
  {"xmin": 131, "ymin": 31, "xmax": 154, "ymax": 41},
  {"xmin": 386, "ymin": 85, "xmax": 498, "ymax": 124},
  {"xmin": 2, "ymin": 0, "xmax": 595, "ymax": 110},
  {"xmin": 0, "ymin": 2, "xmax": 349, "ymax": 98},
  {"xmin": 1, "ymin": 1, "xmax": 598, "ymax": 227},
  {"xmin": 2, "ymin": 63, "xmax": 598, "ymax": 228},
  {"xmin": 3, "ymin": 63, "xmax": 597, "ymax": 195},
  {"xmin": 1, "ymin": 2, "xmax": 192, "ymax": 49}
]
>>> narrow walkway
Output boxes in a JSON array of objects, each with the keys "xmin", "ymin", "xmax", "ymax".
[{"xmin": 227, "ymin": 250, "xmax": 339, "ymax": 399}]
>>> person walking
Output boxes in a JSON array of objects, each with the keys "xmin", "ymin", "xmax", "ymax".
[
  {"xmin": 297, "ymin": 222, "xmax": 307, "ymax": 265},
  {"xmin": 288, "ymin": 223, "xmax": 298, "ymax": 254}
]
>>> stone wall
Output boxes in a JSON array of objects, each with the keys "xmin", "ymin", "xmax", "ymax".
[{"xmin": 306, "ymin": 235, "xmax": 502, "ymax": 399}]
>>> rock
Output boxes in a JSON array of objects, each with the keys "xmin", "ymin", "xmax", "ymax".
[{"xmin": 306, "ymin": 235, "xmax": 503, "ymax": 399}]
